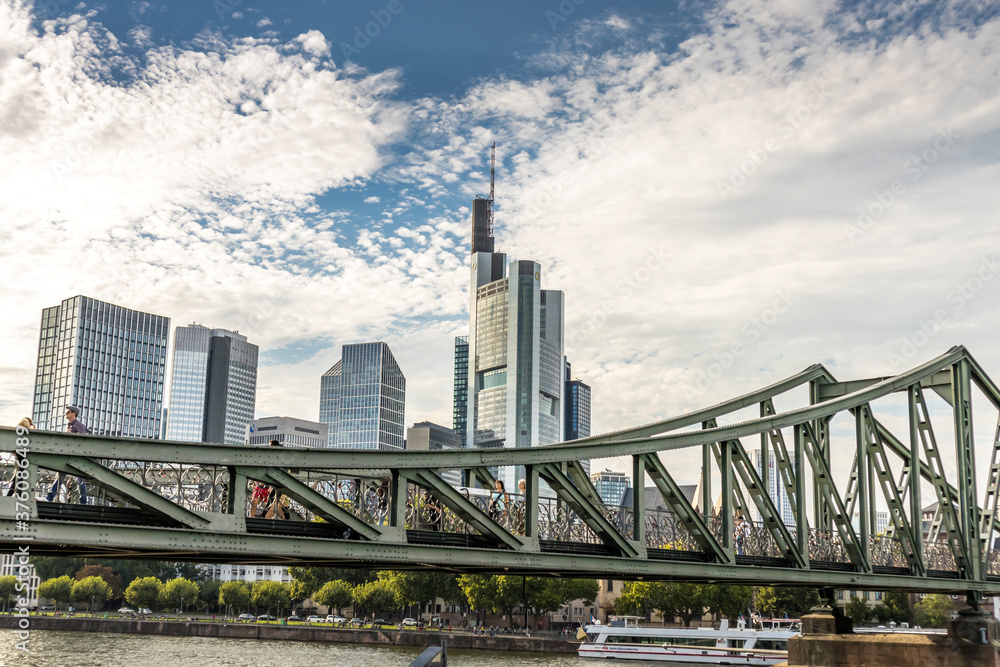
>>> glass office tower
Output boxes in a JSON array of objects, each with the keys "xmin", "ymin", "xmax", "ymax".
[
  {"xmin": 32, "ymin": 295, "xmax": 169, "ymax": 438},
  {"xmin": 166, "ymin": 324, "xmax": 258, "ymax": 445},
  {"xmin": 319, "ymin": 342, "xmax": 405, "ymax": 450},
  {"xmin": 591, "ymin": 469, "xmax": 630, "ymax": 507},
  {"xmin": 463, "ymin": 197, "xmax": 566, "ymax": 491},
  {"xmin": 565, "ymin": 377, "xmax": 592, "ymax": 476},
  {"xmin": 452, "ymin": 336, "xmax": 469, "ymax": 443}
]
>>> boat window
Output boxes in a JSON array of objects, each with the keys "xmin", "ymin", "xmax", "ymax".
[
  {"xmin": 756, "ymin": 640, "xmax": 788, "ymax": 651},
  {"xmin": 729, "ymin": 640, "xmax": 746, "ymax": 648}
]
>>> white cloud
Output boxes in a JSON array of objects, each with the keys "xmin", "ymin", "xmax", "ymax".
[
  {"xmin": 295, "ymin": 29, "xmax": 330, "ymax": 57},
  {"xmin": 257, "ymin": 18, "xmax": 272, "ymax": 28},
  {"xmin": 364, "ymin": 195, "xmax": 381, "ymax": 203},
  {"xmin": 4, "ymin": 0, "xmax": 1000, "ymax": 495}
]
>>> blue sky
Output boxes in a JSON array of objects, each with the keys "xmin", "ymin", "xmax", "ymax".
[{"xmin": 3, "ymin": 0, "xmax": 1000, "ymax": 485}]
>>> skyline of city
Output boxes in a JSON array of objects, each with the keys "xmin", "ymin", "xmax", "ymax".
[{"xmin": 3, "ymin": 0, "xmax": 1000, "ymax": 491}]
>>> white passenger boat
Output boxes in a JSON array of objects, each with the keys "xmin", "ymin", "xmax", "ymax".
[{"xmin": 577, "ymin": 617, "xmax": 798, "ymax": 665}]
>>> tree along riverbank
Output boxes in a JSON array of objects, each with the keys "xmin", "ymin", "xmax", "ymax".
[{"xmin": 0, "ymin": 615, "xmax": 580, "ymax": 653}]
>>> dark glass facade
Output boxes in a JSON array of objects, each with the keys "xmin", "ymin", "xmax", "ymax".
[
  {"xmin": 32, "ymin": 295, "xmax": 169, "ymax": 438},
  {"xmin": 564, "ymin": 380, "xmax": 592, "ymax": 441},
  {"xmin": 319, "ymin": 342, "xmax": 405, "ymax": 450},
  {"xmin": 452, "ymin": 336, "xmax": 469, "ymax": 442},
  {"xmin": 165, "ymin": 324, "xmax": 258, "ymax": 445}
]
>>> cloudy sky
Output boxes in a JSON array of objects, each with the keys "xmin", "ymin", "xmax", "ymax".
[{"xmin": 2, "ymin": 0, "xmax": 999, "ymax": 485}]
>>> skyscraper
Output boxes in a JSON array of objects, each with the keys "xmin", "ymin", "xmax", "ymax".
[
  {"xmin": 591, "ymin": 469, "xmax": 630, "ymax": 507},
  {"xmin": 452, "ymin": 336, "xmax": 469, "ymax": 443},
  {"xmin": 747, "ymin": 448, "xmax": 795, "ymax": 527},
  {"xmin": 564, "ymin": 376, "xmax": 592, "ymax": 477},
  {"xmin": 32, "ymin": 295, "xmax": 169, "ymax": 437},
  {"xmin": 165, "ymin": 324, "xmax": 258, "ymax": 445},
  {"xmin": 462, "ymin": 156, "xmax": 566, "ymax": 490},
  {"xmin": 319, "ymin": 342, "xmax": 405, "ymax": 450}
]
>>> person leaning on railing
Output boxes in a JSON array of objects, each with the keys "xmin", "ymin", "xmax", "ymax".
[{"xmin": 263, "ymin": 439, "xmax": 289, "ymax": 520}]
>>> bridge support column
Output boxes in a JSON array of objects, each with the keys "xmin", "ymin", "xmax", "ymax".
[{"xmin": 787, "ymin": 592, "xmax": 999, "ymax": 666}]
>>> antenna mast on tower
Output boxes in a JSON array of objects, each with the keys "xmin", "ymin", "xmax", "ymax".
[{"xmin": 487, "ymin": 142, "xmax": 495, "ymax": 236}]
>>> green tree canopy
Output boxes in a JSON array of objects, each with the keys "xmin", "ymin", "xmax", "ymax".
[
  {"xmin": 873, "ymin": 591, "xmax": 911, "ymax": 624},
  {"xmin": 72, "ymin": 576, "xmax": 112, "ymax": 612},
  {"xmin": 75, "ymin": 565, "xmax": 123, "ymax": 599},
  {"xmin": 251, "ymin": 581, "xmax": 291, "ymax": 616},
  {"xmin": 125, "ymin": 577, "xmax": 163, "ymax": 613},
  {"xmin": 199, "ymin": 580, "xmax": 223, "ymax": 613},
  {"xmin": 755, "ymin": 587, "xmax": 820, "ymax": 618},
  {"xmin": 31, "ymin": 558, "xmax": 84, "ymax": 582},
  {"xmin": 38, "ymin": 575, "xmax": 75, "ymax": 611},
  {"xmin": 615, "ymin": 581, "xmax": 668, "ymax": 617},
  {"xmin": 0, "ymin": 576, "xmax": 18, "ymax": 612},
  {"xmin": 845, "ymin": 596, "xmax": 873, "ymax": 624},
  {"xmin": 378, "ymin": 571, "xmax": 463, "ymax": 610},
  {"xmin": 705, "ymin": 585, "xmax": 753, "ymax": 621},
  {"xmin": 219, "ymin": 581, "xmax": 251, "ymax": 615},
  {"xmin": 457, "ymin": 575, "xmax": 500, "ymax": 619},
  {"xmin": 314, "ymin": 580, "xmax": 354, "ymax": 614},
  {"xmin": 161, "ymin": 578, "xmax": 200, "ymax": 612},
  {"xmin": 914, "ymin": 594, "xmax": 954, "ymax": 628},
  {"xmin": 289, "ymin": 579, "xmax": 310, "ymax": 609},
  {"xmin": 289, "ymin": 567, "xmax": 374, "ymax": 595},
  {"xmin": 352, "ymin": 580, "xmax": 398, "ymax": 617}
]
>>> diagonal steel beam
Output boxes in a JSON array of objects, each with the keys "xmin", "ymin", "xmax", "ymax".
[
  {"xmin": 728, "ymin": 440, "xmax": 806, "ymax": 568},
  {"xmin": 640, "ymin": 453, "xmax": 728, "ymax": 563},
  {"xmin": 34, "ymin": 454, "xmax": 209, "ymax": 529},
  {"xmin": 911, "ymin": 385, "xmax": 968, "ymax": 574},
  {"xmin": 566, "ymin": 460, "xmax": 605, "ymax": 510},
  {"xmin": 859, "ymin": 406, "xmax": 922, "ymax": 573},
  {"xmin": 257, "ymin": 467, "xmax": 386, "ymax": 542},
  {"xmin": 761, "ymin": 400, "xmax": 799, "ymax": 521},
  {"xmin": 409, "ymin": 469, "xmax": 526, "ymax": 552},
  {"xmin": 798, "ymin": 422, "xmax": 867, "ymax": 570},
  {"xmin": 535, "ymin": 463, "xmax": 639, "ymax": 559},
  {"xmin": 978, "ymin": 414, "xmax": 1000, "ymax": 576}
]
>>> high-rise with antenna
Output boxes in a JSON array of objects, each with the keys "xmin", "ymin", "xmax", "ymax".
[
  {"xmin": 470, "ymin": 142, "xmax": 496, "ymax": 254},
  {"xmin": 454, "ymin": 143, "xmax": 591, "ymax": 491}
]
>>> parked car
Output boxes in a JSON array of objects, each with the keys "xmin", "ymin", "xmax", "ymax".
[
  {"xmin": 348, "ymin": 617, "xmax": 364, "ymax": 627},
  {"xmin": 286, "ymin": 615, "xmax": 304, "ymax": 623},
  {"xmin": 141, "ymin": 608, "xmax": 152, "ymax": 615},
  {"xmin": 401, "ymin": 618, "xmax": 419, "ymax": 627},
  {"xmin": 257, "ymin": 614, "xmax": 276, "ymax": 622},
  {"xmin": 40, "ymin": 605, "xmax": 54, "ymax": 611},
  {"xmin": 118, "ymin": 607, "xmax": 135, "ymax": 614},
  {"xmin": 306, "ymin": 615, "xmax": 323, "ymax": 624},
  {"xmin": 370, "ymin": 618, "xmax": 388, "ymax": 628},
  {"xmin": 327, "ymin": 615, "xmax": 346, "ymax": 625},
  {"xmin": 238, "ymin": 614, "xmax": 255, "ymax": 621}
]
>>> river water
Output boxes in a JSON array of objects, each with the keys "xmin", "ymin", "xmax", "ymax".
[{"xmin": 0, "ymin": 631, "xmax": 592, "ymax": 666}]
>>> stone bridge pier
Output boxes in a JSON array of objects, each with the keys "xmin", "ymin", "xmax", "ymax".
[{"xmin": 786, "ymin": 593, "xmax": 1000, "ymax": 667}]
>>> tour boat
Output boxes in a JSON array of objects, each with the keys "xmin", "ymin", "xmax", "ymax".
[{"xmin": 577, "ymin": 617, "xmax": 798, "ymax": 664}]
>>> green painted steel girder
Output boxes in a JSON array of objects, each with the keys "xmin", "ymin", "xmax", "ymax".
[
  {"xmin": 32, "ymin": 454, "xmax": 209, "ymax": 529},
  {"xmin": 2, "ymin": 519, "xmax": 998, "ymax": 594}
]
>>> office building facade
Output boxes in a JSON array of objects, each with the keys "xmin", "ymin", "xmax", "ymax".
[
  {"xmin": 319, "ymin": 342, "xmax": 405, "ymax": 450},
  {"xmin": 591, "ymin": 469, "xmax": 630, "ymax": 507},
  {"xmin": 406, "ymin": 421, "xmax": 463, "ymax": 486},
  {"xmin": 452, "ymin": 336, "xmax": 469, "ymax": 443},
  {"xmin": 747, "ymin": 449, "xmax": 795, "ymax": 527},
  {"xmin": 463, "ymin": 199, "xmax": 565, "ymax": 490},
  {"xmin": 32, "ymin": 295, "xmax": 169, "ymax": 437},
  {"xmin": 166, "ymin": 324, "xmax": 258, "ymax": 445},
  {"xmin": 245, "ymin": 416, "xmax": 329, "ymax": 448}
]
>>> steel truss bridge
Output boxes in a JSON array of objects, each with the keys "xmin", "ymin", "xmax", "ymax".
[{"xmin": 3, "ymin": 346, "xmax": 1000, "ymax": 598}]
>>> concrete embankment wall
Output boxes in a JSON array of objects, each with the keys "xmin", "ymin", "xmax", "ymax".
[{"xmin": 0, "ymin": 616, "xmax": 578, "ymax": 654}]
